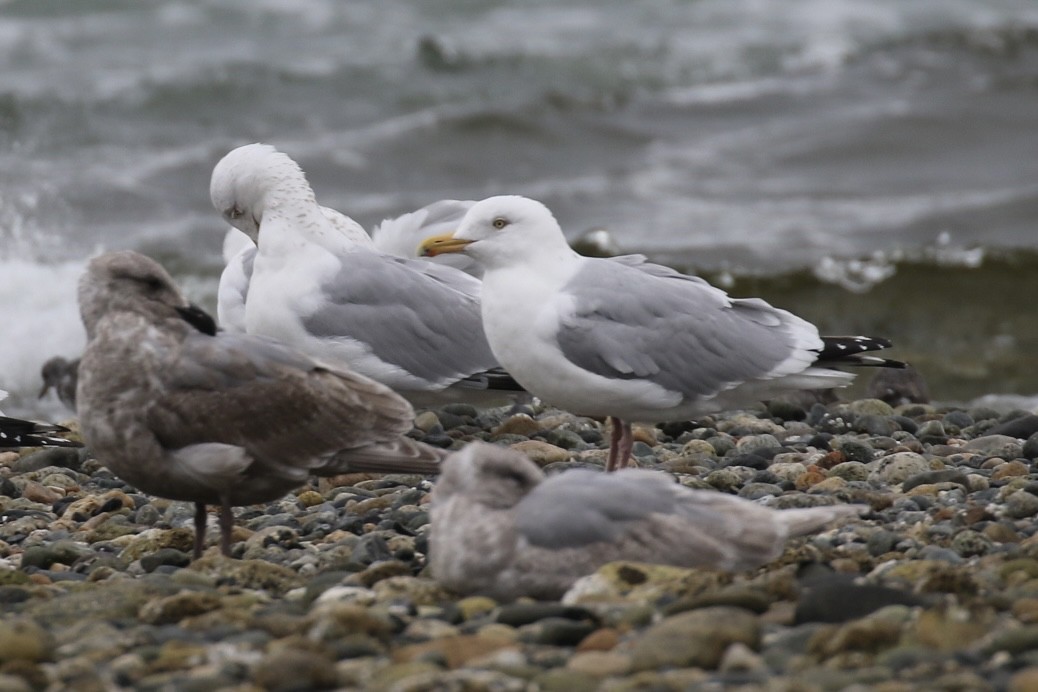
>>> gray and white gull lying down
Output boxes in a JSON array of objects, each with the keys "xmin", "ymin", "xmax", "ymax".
[
  {"xmin": 429, "ymin": 442, "xmax": 866, "ymax": 601},
  {"xmin": 76, "ymin": 250, "xmax": 444, "ymax": 558},
  {"xmin": 422, "ymin": 195, "xmax": 906, "ymax": 471},
  {"xmin": 209, "ymin": 144, "xmax": 518, "ymax": 407}
]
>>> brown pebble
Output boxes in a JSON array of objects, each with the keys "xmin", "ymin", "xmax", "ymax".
[
  {"xmin": 576, "ymin": 628, "xmax": 620, "ymax": 652},
  {"xmin": 984, "ymin": 523, "xmax": 1021, "ymax": 544},
  {"xmin": 22, "ymin": 481, "xmax": 63, "ymax": 505},
  {"xmin": 1012, "ymin": 598, "xmax": 1038, "ymax": 624},
  {"xmin": 1010, "ymin": 668, "xmax": 1038, "ymax": 692},
  {"xmin": 296, "ymin": 490, "xmax": 325, "ymax": 507},
  {"xmin": 816, "ymin": 450, "xmax": 846, "ymax": 469},
  {"xmin": 492, "ymin": 414, "xmax": 542, "ymax": 438},
  {"xmin": 964, "ymin": 506, "xmax": 992, "ymax": 524},
  {"xmin": 631, "ymin": 424, "xmax": 657, "ymax": 446},
  {"xmin": 508, "ymin": 440, "xmax": 570, "ymax": 466},
  {"xmin": 794, "ymin": 466, "xmax": 827, "ymax": 490},
  {"xmin": 992, "ymin": 461, "xmax": 1029, "ymax": 480}
]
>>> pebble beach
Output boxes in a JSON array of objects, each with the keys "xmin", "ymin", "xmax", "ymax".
[{"xmin": 4, "ymin": 395, "xmax": 1038, "ymax": 691}]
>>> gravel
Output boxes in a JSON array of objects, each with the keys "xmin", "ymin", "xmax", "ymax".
[{"xmin": 3, "ymin": 398, "xmax": 1038, "ymax": 689}]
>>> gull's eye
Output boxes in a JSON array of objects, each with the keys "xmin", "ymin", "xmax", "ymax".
[
  {"xmin": 228, "ymin": 207, "xmax": 243, "ymax": 220},
  {"xmin": 492, "ymin": 217, "xmax": 508, "ymax": 230},
  {"xmin": 142, "ymin": 275, "xmax": 166, "ymax": 292}
]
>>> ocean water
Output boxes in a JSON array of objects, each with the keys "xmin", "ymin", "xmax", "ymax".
[{"xmin": 2, "ymin": 0, "xmax": 1038, "ymax": 417}]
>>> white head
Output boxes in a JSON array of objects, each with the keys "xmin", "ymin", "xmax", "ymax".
[
  {"xmin": 209, "ymin": 143, "xmax": 316, "ymax": 242},
  {"xmin": 419, "ymin": 196, "xmax": 574, "ymax": 271}
]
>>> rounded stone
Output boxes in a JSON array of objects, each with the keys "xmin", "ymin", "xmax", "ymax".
[
  {"xmin": 565, "ymin": 650, "xmax": 632, "ymax": 677},
  {"xmin": 493, "ymin": 414, "xmax": 542, "ymax": 438},
  {"xmin": 964, "ymin": 435, "xmax": 1024, "ymax": 460},
  {"xmin": 869, "ymin": 452, "xmax": 932, "ymax": 485},
  {"xmin": 252, "ymin": 648, "xmax": 340, "ymax": 691},
  {"xmin": 508, "ymin": 440, "xmax": 570, "ymax": 465},
  {"xmin": 1010, "ymin": 668, "xmax": 1038, "ymax": 692},
  {"xmin": 630, "ymin": 607, "xmax": 760, "ymax": 671},
  {"xmin": 1006, "ymin": 491, "xmax": 1038, "ymax": 519},
  {"xmin": 949, "ymin": 530, "xmax": 992, "ymax": 557},
  {"xmin": 0, "ymin": 619, "xmax": 53, "ymax": 664},
  {"xmin": 736, "ymin": 434, "xmax": 782, "ymax": 454},
  {"xmin": 828, "ymin": 461, "xmax": 869, "ymax": 482}
]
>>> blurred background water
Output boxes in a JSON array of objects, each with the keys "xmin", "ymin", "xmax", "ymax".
[{"xmin": 1, "ymin": 0, "xmax": 1037, "ymax": 418}]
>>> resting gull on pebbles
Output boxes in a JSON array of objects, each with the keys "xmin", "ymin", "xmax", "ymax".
[
  {"xmin": 76, "ymin": 250, "xmax": 444, "ymax": 558},
  {"xmin": 209, "ymin": 144, "xmax": 520, "ymax": 406},
  {"xmin": 429, "ymin": 442, "xmax": 866, "ymax": 601},
  {"xmin": 422, "ymin": 195, "xmax": 906, "ymax": 470}
]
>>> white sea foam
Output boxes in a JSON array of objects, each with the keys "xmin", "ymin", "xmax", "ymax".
[{"xmin": 0, "ymin": 257, "xmax": 86, "ymax": 418}]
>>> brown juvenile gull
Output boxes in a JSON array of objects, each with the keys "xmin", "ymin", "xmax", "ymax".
[
  {"xmin": 429, "ymin": 442, "xmax": 866, "ymax": 601},
  {"xmin": 421, "ymin": 195, "xmax": 906, "ymax": 471},
  {"xmin": 209, "ymin": 144, "xmax": 521, "ymax": 406},
  {"xmin": 76, "ymin": 250, "xmax": 445, "ymax": 558}
]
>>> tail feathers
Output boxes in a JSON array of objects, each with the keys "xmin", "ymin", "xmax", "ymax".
[
  {"xmin": 817, "ymin": 336, "xmax": 906, "ymax": 369},
  {"xmin": 457, "ymin": 367, "xmax": 527, "ymax": 392},
  {"xmin": 779, "ymin": 504, "xmax": 868, "ymax": 537},
  {"xmin": 0, "ymin": 416, "xmax": 83, "ymax": 448},
  {"xmin": 319, "ymin": 437, "xmax": 446, "ymax": 476}
]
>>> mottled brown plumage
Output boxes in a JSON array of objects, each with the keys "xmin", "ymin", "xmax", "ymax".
[{"xmin": 77, "ymin": 250, "xmax": 443, "ymax": 558}]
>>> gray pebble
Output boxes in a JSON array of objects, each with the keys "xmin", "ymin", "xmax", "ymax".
[{"xmin": 1006, "ymin": 490, "xmax": 1038, "ymax": 519}]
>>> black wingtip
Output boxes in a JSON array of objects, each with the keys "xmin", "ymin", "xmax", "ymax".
[
  {"xmin": 459, "ymin": 367, "xmax": 527, "ymax": 392},
  {"xmin": 816, "ymin": 336, "xmax": 906, "ymax": 369},
  {"xmin": 0, "ymin": 416, "xmax": 83, "ymax": 448}
]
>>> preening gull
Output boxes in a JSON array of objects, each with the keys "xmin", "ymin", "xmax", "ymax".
[
  {"xmin": 216, "ymin": 229, "xmax": 255, "ymax": 334},
  {"xmin": 209, "ymin": 144, "xmax": 520, "ymax": 406},
  {"xmin": 422, "ymin": 195, "xmax": 905, "ymax": 470},
  {"xmin": 217, "ymin": 199, "xmax": 477, "ymax": 333},
  {"xmin": 77, "ymin": 250, "xmax": 444, "ymax": 558},
  {"xmin": 429, "ymin": 442, "xmax": 866, "ymax": 601}
]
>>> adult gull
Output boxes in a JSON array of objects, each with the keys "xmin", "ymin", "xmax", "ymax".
[
  {"xmin": 209, "ymin": 144, "xmax": 519, "ymax": 406},
  {"xmin": 371, "ymin": 199, "xmax": 479, "ymax": 276},
  {"xmin": 429, "ymin": 442, "xmax": 866, "ymax": 601},
  {"xmin": 77, "ymin": 250, "xmax": 444, "ymax": 558},
  {"xmin": 217, "ymin": 199, "xmax": 477, "ymax": 333},
  {"xmin": 422, "ymin": 195, "xmax": 905, "ymax": 470}
]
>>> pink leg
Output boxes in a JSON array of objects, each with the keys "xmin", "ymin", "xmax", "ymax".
[
  {"xmin": 193, "ymin": 502, "xmax": 207, "ymax": 559},
  {"xmin": 218, "ymin": 503, "xmax": 235, "ymax": 557},
  {"xmin": 606, "ymin": 417, "xmax": 633, "ymax": 472},
  {"xmin": 614, "ymin": 419, "xmax": 634, "ymax": 470}
]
